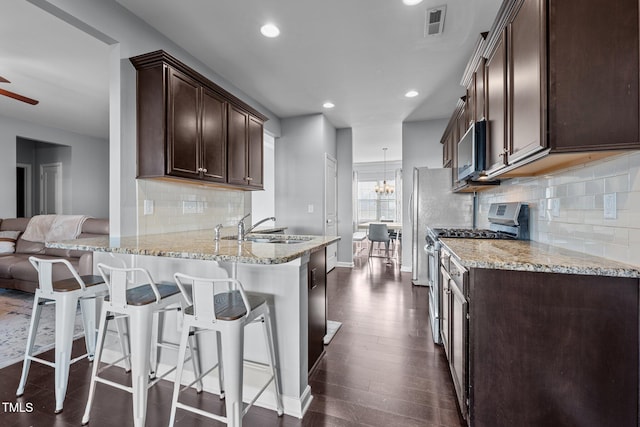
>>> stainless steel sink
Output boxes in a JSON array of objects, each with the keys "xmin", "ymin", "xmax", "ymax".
[
  {"xmin": 223, "ymin": 234, "xmax": 312, "ymax": 244},
  {"xmin": 265, "ymin": 239, "xmax": 306, "ymax": 244},
  {"xmin": 244, "ymin": 235, "xmax": 310, "ymax": 244}
]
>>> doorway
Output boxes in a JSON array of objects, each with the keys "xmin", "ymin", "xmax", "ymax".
[
  {"xmin": 16, "ymin": 163, "xmax": 32, "ymax": 217},
  {"xmin": 40, "ymin": 162, "xmax": 63, "ymax": 214},
  {"xmin": 324, "ymin": 154, "xmax": 338, "ymax": 272}
]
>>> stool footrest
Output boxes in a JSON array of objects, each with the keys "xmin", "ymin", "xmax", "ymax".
[
  {"xmin": 95, "ymin": 376, "xmax": 132, "ymax": 394},
  {"xmin": 174, "ymin": 401, "xmax": 228, "ymax": 424}
]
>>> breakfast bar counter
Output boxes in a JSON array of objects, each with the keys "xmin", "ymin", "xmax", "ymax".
[
  {"xmin": 49, "ymin": 230, "xmax": 340, "ymax": 419},
  {"xmin": 48, "ymin": 230, "xmax": 338, "ymax": 264}
]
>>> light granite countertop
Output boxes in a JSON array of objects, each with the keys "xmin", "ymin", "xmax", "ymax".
[
  {"xmin": 440, "ymin": 238, "xmax": 640, "ymax": 278},
  {"xmin": 48, "ymin": 230, "xmax": 340, "ymax": 265}
]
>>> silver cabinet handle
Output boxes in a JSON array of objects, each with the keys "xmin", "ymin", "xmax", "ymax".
[
  {"xmin": 245, "ymin": 177, "xmax": 253, "ymax": 181},
  {"xmin": 202, "ymin": 168, "xmax": 207, "ymax": 173}
]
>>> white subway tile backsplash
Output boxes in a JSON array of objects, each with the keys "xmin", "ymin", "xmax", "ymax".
[
  {"xmin": 604, "ymin": 174, "xmax": 629, "ymax": 193},
  {"xmin": 585, "ymin": 179, "xmax": 604, "ymax": 195},
  {"xmin": 136, "ymin": 179, "xmax": 247, "ymax": 235},
  {"xmin": 478, "ymin": 151, "xmax": 640, "ymax": 267}
]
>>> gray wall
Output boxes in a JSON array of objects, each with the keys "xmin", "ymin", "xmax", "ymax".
[
  {"xmin": 401, "ymin": 118, "xmax": 449, "ymax": 270},
  {"xmin": 0, "ymin": 114, "xmax": 109, "ymax": 218},
  {"xmin": 275, "ymin": 114, "xmax": 336, "ymax": 235},
  {"xmin": 336, "ymin": 128, "xmax": 353, "ymax": 265}
]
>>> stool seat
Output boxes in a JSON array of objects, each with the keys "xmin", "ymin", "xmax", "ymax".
[
  {"xmin": 104, "ymin": 282, "xmax": 180, "ymax": 306},
  {"xmin": 53, "ymin": 275, "xmax": 105, "ymax": 292},
  {"xmin": 187, "ymin": 290, "xmax": 267, "ymax": 321}
]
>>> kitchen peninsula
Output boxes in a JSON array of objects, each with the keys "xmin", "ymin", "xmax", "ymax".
[{"xmin": 49, "ymin": 230, "xmax": 340, "ymax": 418}]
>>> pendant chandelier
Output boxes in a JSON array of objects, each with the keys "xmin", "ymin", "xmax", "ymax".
[{"xmin": 374, "ymin": 147, "xmax": 394, "ymax": 195}]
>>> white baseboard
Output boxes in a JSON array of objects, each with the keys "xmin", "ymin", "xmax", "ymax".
[
  {"xmin": 99, "ymin": 347, "xmax": 309, "ymax": 418},
  {"xmin": 336, "ymin": 261, "xmax": 354, "ymax": 268}
]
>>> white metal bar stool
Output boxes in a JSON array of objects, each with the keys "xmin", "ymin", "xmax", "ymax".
[
  {"xmin": 82, "ymin": 264, "xmax": 202, "ymax": 427},
  {"xmin": 169, "ymin": 272, "xmax": 284, "ymax": 427},
  {"xmin": 16, "ymin": 256, "xmax": 107, "ymax": 414}
]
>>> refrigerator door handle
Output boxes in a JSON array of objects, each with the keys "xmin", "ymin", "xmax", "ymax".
[{"xmin": 408, "ymin": 193, "xmax": 414, "ymax": 225}]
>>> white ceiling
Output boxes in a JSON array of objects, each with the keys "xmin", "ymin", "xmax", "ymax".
[{"xmin": 1, "ymin": 0, "xmax": 501, "ymax": 161}]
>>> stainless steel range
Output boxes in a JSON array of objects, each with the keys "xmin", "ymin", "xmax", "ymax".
[{"xmin": 425, "ymin": 202, "xmax": 529, "ymax": 345}]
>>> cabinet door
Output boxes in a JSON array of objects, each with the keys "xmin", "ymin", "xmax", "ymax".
[
  {"xmin": 508, "ymin": 0, "xmax": 546, "ymax": 164},
  {"xmin": 167, "ymin": 68, "xmax": 200, "ymax": 178},
  {"xmin": 227, "ymin": 105, "xmax": 248, "ymax": 186},
  {"xmin": 247, "ymin": 116, "xmax": 264, "ymax": 189},
  {"xmin": 453, "ymin": 107, "xmax": 466, "ymax": 184},
  {"xmin": 485, "ymin": 30, "xmax": 507, "ymax": 174},
  {"xmin": 548, "ymin": 0, "xmax": 639, "ymax": 151},
  {"xmin": 474, "ymin": 58, "xmax": 486, "ymax": 122},
  {"xmin": 308, "ymin": 249, "xmax": 327, "ymax": 372},
  {"xmin": 442, "ymin": 130, "xmax": 453, "ymax": 168},
  {"xmin": 201, "ymin": 88, "xmax": 226, "ymax": 182},
  {"xmin": 450, "ymin": 279, "xmax": 468, "ymax": 419},
  {"xmin": 466, "ymin": 79, "xmax": 475, "ymax": 129},
  {"xmin": 440, "ymin": 266, "xmax": 451, "ymax": 358}
]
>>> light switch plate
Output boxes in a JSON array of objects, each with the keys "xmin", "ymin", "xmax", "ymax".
[
  {"xmin": 183, "ymin": 201, "xmax": 198, "ymax": 214},
  {"xmin": 604, "ymin": 193, "xmax": 617, "ymax": 219},
  {"xmin": 538, "ymin": 200, "xmax": 546, "ymax": 219},
  {"xmin": 143, "ymin": 199, "xmax": 154, "ymax": 215},
  {"xmin": 308, "ymin": 204, "xmax": 314, "ymax": 213}
]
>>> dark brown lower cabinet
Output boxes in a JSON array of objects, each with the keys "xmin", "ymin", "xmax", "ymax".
[
  {"xmin": 308, "ymin": 249, "xmax": 326, "ymax": 373},
  {"xmin": 469, "ymin": 269, "xmax": 639, "ymax": 427}
]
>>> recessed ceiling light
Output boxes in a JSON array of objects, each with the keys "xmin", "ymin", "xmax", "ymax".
[
  {"xmin": 323, "ymin": 102, "xmax": 335, "ymax": 109},
  {"xmin": 405, "ymin": 90, "xmax": 419, "ymax": 98},
  {"xmin": 403, "ymin": 0, "xmax": 424, "ymax": 5},
  {"xmin": 260, "ymin": 23, "xmax": 280, "ymax": 38}
]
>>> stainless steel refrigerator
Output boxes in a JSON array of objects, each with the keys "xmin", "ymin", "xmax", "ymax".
[{"xmin": 410, "ymin": 167, "xmax": 474, "ymax": 285}]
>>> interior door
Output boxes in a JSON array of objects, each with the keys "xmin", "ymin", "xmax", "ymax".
[
  {"xmin": 324, "ymin": 154, "xmax": 338, "ymax": 272},
  {"xmin": 40, "ymin": 162, "xmax": 62, "ymax": 214}
]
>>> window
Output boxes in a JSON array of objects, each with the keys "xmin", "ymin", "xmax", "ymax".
[{"xmin": 357, "ymin": 179, "xmax": 397, "ymax": 222}]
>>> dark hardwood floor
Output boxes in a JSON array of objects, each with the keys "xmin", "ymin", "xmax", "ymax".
[{"xmin": 0, "ymin": 255, "xmax": 464, "ymax": 426}]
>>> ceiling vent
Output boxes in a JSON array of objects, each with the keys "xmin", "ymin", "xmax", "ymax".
[{"xmin": 424, "ymin": 5, "xmax": 446, "ymax": 37}]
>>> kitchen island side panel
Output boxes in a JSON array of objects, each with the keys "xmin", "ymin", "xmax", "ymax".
[{"xmin": 469, "ymin": 268, "xmax": 639, "ymax": 427}]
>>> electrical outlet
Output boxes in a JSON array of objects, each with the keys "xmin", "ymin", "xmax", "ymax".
[
  {"xmin": 604, "ymin": 193, "xmax": 617, "ymax": 219},
  {"xmin": 143, "ymin": 199, "xmax": 154, "ymax": 215},
  {"xmin": 182, "ymin": 201, "xmax": 198, "ymax": 214}
]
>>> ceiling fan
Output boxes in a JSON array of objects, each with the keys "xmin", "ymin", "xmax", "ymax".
[{"xmin": 0, "ymin": 75, "xmax": 39, "ymax": 105}]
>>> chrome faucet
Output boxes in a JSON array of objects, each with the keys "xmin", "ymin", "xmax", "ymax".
[
  {"xmin": 214, "ymin": 223, "xmax": 223, "ymax": 241},
  {"xmin": 237, "ymin": 214, "xmax": 276, "ymax": 242}
]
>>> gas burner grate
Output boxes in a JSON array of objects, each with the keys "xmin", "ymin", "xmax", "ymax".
[{"xmin": 430, "ymin": 228, "xmax": 516, "ymax": 240}]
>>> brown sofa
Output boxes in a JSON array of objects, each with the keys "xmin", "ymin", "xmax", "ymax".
[{"xmin": 0, "ymin": 217, "xmax": 109, "ymax": 293}]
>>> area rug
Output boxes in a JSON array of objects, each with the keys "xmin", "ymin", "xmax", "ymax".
[
  {"xmin": 0, "ymin": 289, "xmax": 83, "ymax": 369},
  {"xmin": 323, "ymin": 320, "xmax": 342, "ymax": 345}
]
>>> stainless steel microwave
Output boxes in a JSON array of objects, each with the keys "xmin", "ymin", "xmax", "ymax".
[{"xmin": 457, "ymin": 119, "xmax": 487, "ymax": 182}]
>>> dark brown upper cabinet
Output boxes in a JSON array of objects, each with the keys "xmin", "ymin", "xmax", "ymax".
[
  {"xmin": 444, "ymin": 0, "xmax": 640, "ymax": 181},
  {"xmin": 227, "ymin": 106, "xmax": 264, "ymax": 189},
  {"xmin": 484, "ymin": 29, "xmax": 508, "ymax": 175},
  {"xmin": 130, "ymin": 50, "xmax": 267, "ymax": 189},
  {"xmin": 490, "ymin": 0, "xmax": 640, "ymax": 178}
]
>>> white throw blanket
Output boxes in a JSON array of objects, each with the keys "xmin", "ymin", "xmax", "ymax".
[{"xmin": 21, "ymin": 215, "xmax": 88, "ymax": 243}]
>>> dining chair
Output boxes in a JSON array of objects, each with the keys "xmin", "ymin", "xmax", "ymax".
[{"xmin": 367, "ymin": 223, "xmax": 390, "ymax": 258}]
